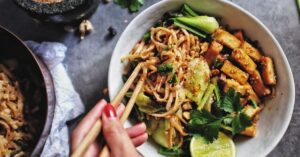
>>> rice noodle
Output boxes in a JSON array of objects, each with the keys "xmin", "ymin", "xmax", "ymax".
[
  {"xmin": 0, "ymin": 71, "xmax": 33, "ymax": 156},
  {"xmin": 122, "ymin": 25, "xmax": 207, "ymax": 148}
]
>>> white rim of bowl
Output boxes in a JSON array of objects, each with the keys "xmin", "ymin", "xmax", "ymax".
[{"xmin": 108, "ymin": 0, "xmax": 295, "ymax": 156}]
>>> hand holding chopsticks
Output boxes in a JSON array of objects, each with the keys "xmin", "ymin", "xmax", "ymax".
[
  {"xmin": 71, "ymin": 100, "xmax": 148, "ymax": 157},
  {"xmin": 98, "ymin": 67, "xmax": 147, "ymax": 157},
  {"xmin": 71, "ymin": 63, "xmax": 146, "ymax": 157}
]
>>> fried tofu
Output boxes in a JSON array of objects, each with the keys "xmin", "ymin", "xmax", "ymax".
[
  {"xmin": 224, "ymin": 79, "xmax": 244, "ymax": 94},
  {"xmin": 231, "ymin": 48, "xmax": 257, "ymax": 74},
  {"xmin": 243, "ymin": 84, "xmax": 261, "ymax": 103},
  {"xmin": 241, "ymin": 123, "xmax": 257, "ymax": 137},
  {"xmin": 221, "ymin": 60, "xmax": 249, "ymax": 85},
  {"xmin": 240, "ymin": 41, "xmax": 262, "ymax": 62},
  {"xmin": 242, "ymin": 105, "xmax": 262, "ymax": 119},
  {"xmin": 213, "ymin": 28, "xmax": 241, "ymax": 49},
  {"xmin": 204, "ymin": 41, "xmax": 223, "ymax": 66},
  {"xmin": 233, "ymin": 30, "xmax": 244, "ymax": 42},
  {"xmin": 223, "ymin": 79, "xmax": 261, "ymax": 103},
  {"xmin": 249, "ymin": 70, "xmax": 271, "ymax": 97},
  {"xmin": 261, "ymin": 56, "xmax": 276, "ymax": 85}
]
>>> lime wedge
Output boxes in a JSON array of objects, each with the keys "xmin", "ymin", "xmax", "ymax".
[{"xmin": 190, "ymin": 132, "xmax": 236, "ymax": 157}]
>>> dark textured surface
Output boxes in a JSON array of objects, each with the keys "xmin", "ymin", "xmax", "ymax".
[
  {"xmin": 14, "ymin": 0, "xmax": 85, "ymax": 14},
  {"xmin": 0, "ymin": 0, "xmax": 299, "ymax": 156}
]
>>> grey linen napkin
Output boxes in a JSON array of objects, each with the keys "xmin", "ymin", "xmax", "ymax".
[{"xmin": 26, "ymin": 41, "xmax": 85, "ymax": 157}]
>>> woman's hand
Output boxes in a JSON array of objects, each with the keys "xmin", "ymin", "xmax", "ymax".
[{"xmin": 71, "ymin": 99, "xmax": 148, "ymax": 157}]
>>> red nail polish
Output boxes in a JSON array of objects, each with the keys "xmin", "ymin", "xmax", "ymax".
[{"xmin": 103, "ymin": 104, "xmax": 117, "ymax": 119}]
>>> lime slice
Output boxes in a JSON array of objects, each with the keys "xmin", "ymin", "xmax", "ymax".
[{"xmin": 190, "ymin": 132, "xmax": 236, "ymax": 157}]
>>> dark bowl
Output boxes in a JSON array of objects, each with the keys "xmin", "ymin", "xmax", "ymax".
[
  {"xmin": 0, "ymin": 25, "xmax": 55, "ymax": 156},
  {"xmin": 13, "ymin": 0, "xmax": 100, "ymax": 24}
]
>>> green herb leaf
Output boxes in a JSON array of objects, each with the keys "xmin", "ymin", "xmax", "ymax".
[
  {"xmin": 218, "ymin": 88, "xmax": 242, "ymax": 113},
  {"xmin": 114, "ymin": 0, "xmax": 129, "ymax": 8},
  {"xmin": 143, "ymin": 31, "xmax": 150, "ymax": 42},
  {"xmin": 157, "ymin": 64, "xmax": 173, "ymax": 74},
  {"xmin": 249, "ymin": 99, "xmax": 257, "ymax": 109},
  {"xmin": 158, "ymin": 147, "xmax": 184, "ymax": 156},
  {"xmin": 129, "ymin": 0, "xmax": 144, "ymax": 12},
  {"xmin": 233, "ymin": 92, "xmax": 242, "ymax": 112},
  {"xmin": 212, "ymin": 101, "xmax": 224, "ymax": 117},
  {"xmin": 188, "ymin": 110, "xmax": 223, "ymax": 143},
  {"xmin": 232, "ymin": 112, "xmax": 252, "ymax": 135},
  {"xmin": 168, "ymin": 74, "xmax": 177, "ymax": 84},
  {"xmin": 219, "ymin": 88, "xmax": 235, "ymax": 113},
  {"xmin": 114, "ymin": 0, "xmax": 144, "ymax": 12},
  {"xmin": 223, "ymin": 116, "xmax": 234, "ymax": 125}
]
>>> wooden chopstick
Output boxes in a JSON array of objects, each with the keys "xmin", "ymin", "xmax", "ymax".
[
  {"xmin": 71, "ymin": 63, "xmax": 144, "ymax": 157},
  {"xmin": 111, "ymin": 63, "xmax": 144, "ymax": 106},
  {"xmin": 98, "ymin": 68, "xmax": 147, "ymax": 157}
]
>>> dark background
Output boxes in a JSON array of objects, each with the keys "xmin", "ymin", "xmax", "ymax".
[{"xmin": 0, "ymin": 0, "xmax": 299, "ymax": 156}]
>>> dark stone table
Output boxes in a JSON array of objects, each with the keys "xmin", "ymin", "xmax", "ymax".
[{"xmin": 0, "ymin": 0, "xmax": 299, "ymax": 156}]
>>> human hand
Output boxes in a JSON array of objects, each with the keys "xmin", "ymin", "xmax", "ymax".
[{"xmin": 71, "ymin": 99, "xmax": 148, "ymax": 157}]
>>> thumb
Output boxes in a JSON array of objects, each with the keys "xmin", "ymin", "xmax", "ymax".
[{"xmin": 102, "ymin": 104, "xmax": 137, "ymax": 157}]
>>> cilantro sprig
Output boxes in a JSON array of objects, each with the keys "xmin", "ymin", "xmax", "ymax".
[
  {"xmin": 157, "ymin": 64, "xmax": 173, "ymax": 74},
  {"xmin": 114, "ymin": 0, "xmax": 144, "ymax": 12},
  {"xmin": 143, "ymin": 31, "xmax": 150, "ymax": 42},
  {"xmin": 188, "ymin": 110, "xmax": 224, "ymax": 143},
  {"xmin": 188, "ymin": 88, "xmax": 252, "ymax": 143},
  {"xmin": 168, "ymin": 74, "xmax": 177, "ymax": 84},
  {"xmin": 232, "ymin": 112, "xmax": 252, "ymax": 135},
  {"xmin": 217, "ymin": 88, "xmax": 242, "ymax": 113}
]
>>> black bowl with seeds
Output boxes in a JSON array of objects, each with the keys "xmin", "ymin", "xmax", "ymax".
[{"xmin": 14, "ymin": 0, "xmax": 100, "ymax": 23}]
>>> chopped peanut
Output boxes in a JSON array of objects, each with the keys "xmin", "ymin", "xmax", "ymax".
[{"xmin": 183, "ymin": 112, "xmax": 191, "ymax": 120}]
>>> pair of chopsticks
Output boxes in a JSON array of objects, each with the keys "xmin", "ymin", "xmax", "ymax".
[{"xmin": 71, "ymin": 63, "xmax": 146, "ymax": 157}]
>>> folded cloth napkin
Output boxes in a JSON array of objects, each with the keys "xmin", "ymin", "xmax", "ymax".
[{"xmin": 25, "ymin": 41, "xmax": 85, "ymax": 157}]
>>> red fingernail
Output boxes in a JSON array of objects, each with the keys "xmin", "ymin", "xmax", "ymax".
[{"xmin": 103, "ymin": 104, "xmax": 117, "ymax": 119}]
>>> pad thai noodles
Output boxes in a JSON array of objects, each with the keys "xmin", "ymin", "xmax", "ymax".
[
  {"xmin": 0, "ymin": 64, "xmax": 38, "ymax": 156},
  {"xmin": 122, "ymin": 4, "xmax": 276, "ymax": 157}
]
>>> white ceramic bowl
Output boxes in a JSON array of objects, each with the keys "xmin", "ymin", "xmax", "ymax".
[{"xmin": 108, "ymin": 0, "xmax": 295, "ymax": 156}]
